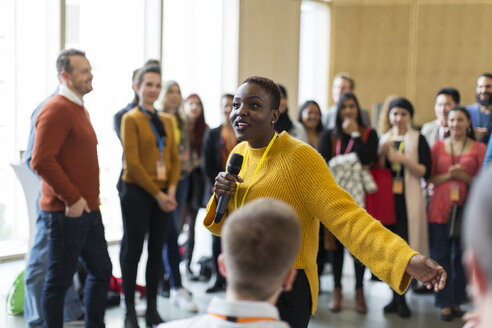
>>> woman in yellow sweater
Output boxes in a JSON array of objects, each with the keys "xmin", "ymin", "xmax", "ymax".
[
  {"xmin": 204, "ymin": 76, "xmax": 446, "ymax": 328},
  {"xmin": 120, "ymin": 65, "xmax": 180, "ymax": 328}
]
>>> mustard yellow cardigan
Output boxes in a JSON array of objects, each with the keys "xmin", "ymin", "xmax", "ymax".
[
  {"xmin": 121, "ymin": 107, "xmax": 180, "ymax": 196},
  {"xmin": 204, "ymin": 132, "xmax": 417, "ymax": 314}
]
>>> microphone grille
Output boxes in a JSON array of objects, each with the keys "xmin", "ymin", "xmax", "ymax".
[{"xmin": 228, "ymin": 153, "xmax": 244, "ymax": 175}]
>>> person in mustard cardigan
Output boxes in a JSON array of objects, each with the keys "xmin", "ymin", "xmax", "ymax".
[
  {"xmin": 203, "ymin": 76, "xmax": 447, "ymax": 328},
  {"xmin": 120, "ymin": 65, "xmax": 180, "ymax": 328}
]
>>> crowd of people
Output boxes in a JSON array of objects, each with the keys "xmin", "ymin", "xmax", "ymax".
[{"xmin": 21, "ymin": 47, "xmax": 492, "ymax": 328}]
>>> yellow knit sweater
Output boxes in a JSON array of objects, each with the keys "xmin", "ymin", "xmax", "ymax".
[
  {"xmin": 204, "ymin": 132, "xmax": 417, "ymax": 314},
  {"xmin": 121, "ymin": 107, "xmax": 180, "ymax": 196}
]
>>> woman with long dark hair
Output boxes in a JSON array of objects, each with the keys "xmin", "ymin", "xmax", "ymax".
[
  {"xmin": 428, "ymin": 106, "xmax": 486, "ymax": 321},
  {"xmin": 318, "ymin": 92, "xmax": 378, "ymax": 314},
  {"xmin": 293, "ymin": 100, "xmax": 324, "ymax": 148}
]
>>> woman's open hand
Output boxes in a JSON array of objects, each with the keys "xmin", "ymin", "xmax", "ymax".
[
  {"xmin": 405, "ymin": 254, "xmax": 447, "ymax": 292},
  {"xmin": 214, "ymin": 172, "xmax": 244, "ymax": 199}
]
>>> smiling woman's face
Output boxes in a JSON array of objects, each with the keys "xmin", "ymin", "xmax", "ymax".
[{"xmin": 230, "ymin": 82, "xmax": 279, "ymax": 148}]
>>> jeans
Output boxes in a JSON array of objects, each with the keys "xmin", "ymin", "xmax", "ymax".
[
  {"xmin": 429, "ymin": 223, "xmax": 466, "ymax": 308},
  {"xmin": 24, "ymin": 197, "xmax": 84, "ymax": 328},
  {"xmin": 162, "ymin": 219, "xmax": 182, "ymax": 289},
  {"xmin": 161, "ymin": 177, "xmax": 189, "ymax": 289},
  {"xmin": 42, "ymin": 210, "xmax": 112, "ymax": 328},
  {"xmin": 332, "ymin": 238, "xmax": 366, "ymax": 289}
]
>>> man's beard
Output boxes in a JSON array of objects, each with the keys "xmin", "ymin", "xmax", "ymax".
[{"xmin": 476, "ymin": 92, "xmax": 492, "ymax": 107}]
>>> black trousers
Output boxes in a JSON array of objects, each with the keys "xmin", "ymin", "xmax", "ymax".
[
  {"xmin": 332, "ymin": 238, "xmax": 366, "ymax": 289},
  {"xmin": 277, "ymin": 269, "xmax": 312, "ymax": 328},
  {"xmin": 119, "ymin": 182, "xmax": 171, "ymax": 312}
]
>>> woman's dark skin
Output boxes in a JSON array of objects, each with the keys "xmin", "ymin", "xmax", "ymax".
[
  {"xmin": 212, "ymin": 80, "xmax": 447, "ymax": 297},
  {"xmin": 213, "ymin": 82, "xmax": 279, "ymax": 199}
]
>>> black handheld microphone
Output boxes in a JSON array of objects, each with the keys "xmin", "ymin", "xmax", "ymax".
[{"xmin": 214, "ymin": 153, "xmax": 244, "ymax": 223}]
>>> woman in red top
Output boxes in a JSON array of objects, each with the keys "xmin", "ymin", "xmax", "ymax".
[{"xmin": 428, "ymin": 106, "xmax": 486, "ymax": 321}]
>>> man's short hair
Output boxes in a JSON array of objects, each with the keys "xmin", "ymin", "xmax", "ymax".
[
  {"xmin": 436, "ymin": 87, "xmax": 460, "ymax": 104},
  {"xmin": 56, "ymin": 48, "xmax": 86, "ymax": 75},
  {"xmin": 479, "ymin": 73, "xmax": 492, "ymax": 80},
  {"xmin": 334, "ymin": 72, "xmax": 355, "ymax": 90},
  {"xmin": 464, "ymin": 166, "xmax": 492, "ymax": 287},
  {"xmin": 221, "ymin": 198, "xmax": 301, "ymax": 300}
]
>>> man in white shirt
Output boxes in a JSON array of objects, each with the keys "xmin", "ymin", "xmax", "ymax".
[
  {"xmin": 158, "ymin": 198, "xmax": 301, "ymax": 328},
  {"xmin": 322, "ymin": 72, "xmax": 371, "ymax": 129},
  {"xmin": 421, "ymin": 87, "xmax": 460, "ymax": 148}
]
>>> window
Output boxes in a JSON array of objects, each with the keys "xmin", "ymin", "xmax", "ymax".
[
  {"xmin": 162, "ymin": 0, "xmax": 239, "ymax": 127},
  {"xmin": 298, "ymin": 0, "xmax": 330, "ymax": 108},
  {"xmin": 0, "ymin": 0, "xmax": 60, "ymax": 257},
  {"xmin": 0, "ymin": 0, "xmax": 239, "ymax": 258},
  {"xmin": 64, "ymin": 0, "xmax": 151, "ymax": 241}
]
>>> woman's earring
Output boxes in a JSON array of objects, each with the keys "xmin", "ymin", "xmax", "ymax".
[{"xmin": 272, "ymin": 120, "xmax": 275, "ymax": 124}]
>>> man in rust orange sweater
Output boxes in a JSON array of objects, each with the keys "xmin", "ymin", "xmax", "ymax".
[{"xmin": 31, "ymin": 49, "xmax": 112, "ymax": 328}]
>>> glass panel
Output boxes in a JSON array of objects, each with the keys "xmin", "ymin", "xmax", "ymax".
[
  {"xmin": 0, "ymin": 0, "xmax": 59, "ymax": 257},
  {"xmin": 298, "ymin": 0, "xmax": 330, "ymax": 108},
  {"xmin": 162, "ymin": 0, "xmax": 239, "ymax": 128},
  {"xmin": 65, "ymin": 0, "xmax": 146, "ymax": 241}
]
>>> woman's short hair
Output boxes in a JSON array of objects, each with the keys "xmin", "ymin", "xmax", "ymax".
[
  {"xmin": 335, "ymin": 92, "xmax": 365, "ymax": 135},
  {"xmin": 222, "ymin": 198, "xmax": 301, "ymax": 300},
  {"xmin": 242, "ymin": 76, "xmax": 281, "ymax": 111},
  {"xmin": 297, "ymin": 100, "xmax": 323, "ymax": 132}
]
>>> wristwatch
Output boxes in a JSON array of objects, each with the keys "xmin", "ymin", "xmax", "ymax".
[{"xmin": 351, "ymin": 131, "xmax": 361, "ymax": 138}]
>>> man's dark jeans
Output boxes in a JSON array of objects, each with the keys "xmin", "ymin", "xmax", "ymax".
[{"xmin": 41, "ymin": 210, "xmax": 112, "ymax": 328}]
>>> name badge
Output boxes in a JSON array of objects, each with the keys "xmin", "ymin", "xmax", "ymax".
[
  {"xmin": 156, "ymin": 160, "xmax": 167, "ymax": 181},
  {"xmin": 393, "ymin": 177, "xmax": 404, "ymax": 194},
  {"xmin": 450, "ymin": 183, "xmax": 460, "ymax": 202}
]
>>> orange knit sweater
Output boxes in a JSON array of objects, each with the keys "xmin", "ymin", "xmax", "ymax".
[
  {"xmin": 204, "ymin": 132, "xmax": 417, "ymax": 313},
  {"xmin": 32, "ymin": 95, "xmax": 100, "ymax": 211}
]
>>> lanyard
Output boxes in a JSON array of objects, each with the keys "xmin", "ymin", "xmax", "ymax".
[
  {"xmin": 450, "ymin": 138, "xmax": 467, "ymax": 165},
  {"xmin": 234, "ymin": 133, "xmax": 277, "ymax": 209},
  {"xmin": 336, "ymin": 137, "xmax": 355, "ymax": 155},
  {"xmin": 477, "ymin": 109, "xmax": 492, "ymax": 128},
  {"xmin": 208, "ymin": 313, "xmax": 277, "ymax": 323},
  {"xmin": 138, "ymin": 106, "xmax": 165, "ymax": 156}
]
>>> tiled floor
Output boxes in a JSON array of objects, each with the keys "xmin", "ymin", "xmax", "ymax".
[
  {"xmin": 0, "ymin": 212, "xmax": 470, "ymax": 328},
  {"xmin": 0, "ymin": 250, "xmax": 469, "ymax": 328}
]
